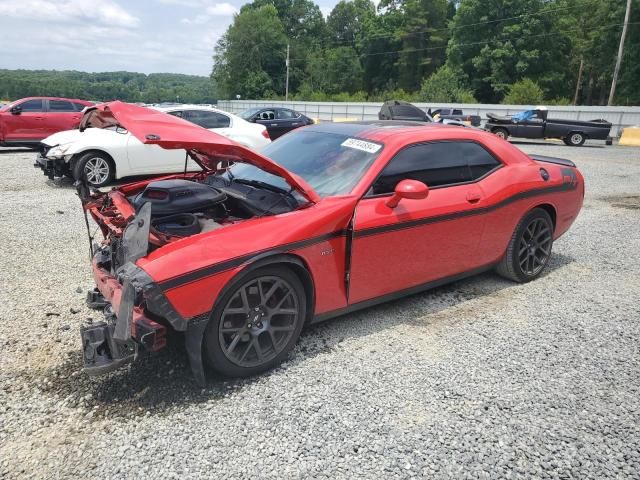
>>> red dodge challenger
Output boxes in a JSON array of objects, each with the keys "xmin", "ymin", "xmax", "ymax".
[{"xmin": 78, "ymin": 102, "xmax": 584, "ymax": 383}]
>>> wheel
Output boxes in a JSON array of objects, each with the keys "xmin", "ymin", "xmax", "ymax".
[
  {"xmin": 73, "ymin": 152, "xmax": 114, "ymax": 187},
  {"xmin": 566, "ymin": 132, "xmax": 585, "ymax": 147},
  {"xmin": 492, "ymin": 128, "xmax": 509, "ymax": 140},
  {"xmin": 496, "ymin": 208, "xmax": 554, "ymax": 283},
  {"xmin": 204, "ymin": 266, "xmax": 306, "ymax": 377}
]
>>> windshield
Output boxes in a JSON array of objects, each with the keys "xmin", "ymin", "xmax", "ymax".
[
  {"xmin": 239, "ymin": 108, "xmax": 261, "ymax": 120},
  {"xmin": 226, "ymin": 130, "xmax": 382, "ymax": 198}
]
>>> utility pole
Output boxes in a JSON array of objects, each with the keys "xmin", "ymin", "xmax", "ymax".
[
  {"xmin": 608, "ymin": 0, "xmax": 632, "ymax": 106},
  {"xmin": 573, "ymin": 58, "xmax": 584, "ymax": 105},
  {"xmin": 285, "ymin": 44, "xmax": 290, "ymax": 102}
]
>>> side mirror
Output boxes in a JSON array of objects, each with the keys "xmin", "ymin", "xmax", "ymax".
[
  {"xmin": 386, "ymin": 179, "xmax": 429, "ymax": 208},
  {"xmin": 10, "ymin": 105, "xmax": 21, "ymax": 115}
]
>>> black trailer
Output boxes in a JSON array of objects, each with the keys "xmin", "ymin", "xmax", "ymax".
[{"xmin": 485, "ymin": 109, "xmax": 612, "ymax": 146}]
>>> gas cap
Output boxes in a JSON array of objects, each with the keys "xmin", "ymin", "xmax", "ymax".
[{"xmin": 540, "ymin": 168, "xmax": 550, "ymax": 181}]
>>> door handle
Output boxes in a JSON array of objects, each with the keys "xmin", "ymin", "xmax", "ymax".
[
  {"xmin": 270, "ymin": 123, "xmax": 278, "ymax": 126},
  {"xmin": 466, "ymin": 192, "xmax": 481, "ymax": 204}
]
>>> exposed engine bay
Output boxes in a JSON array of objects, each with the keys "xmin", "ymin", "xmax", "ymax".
[
  {"xmin": 79, "ymin": 171, "xmax": 303, "ymax": 272},
  {"xmin": 126, "ymin": 175, "xmax": 300, "ymax": 238}
]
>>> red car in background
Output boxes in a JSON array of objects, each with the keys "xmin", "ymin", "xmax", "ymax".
[
  {"xmin": 76, "ymin": 102, "xmax": 584, "ymax": 384},
  {"xmin": 0, "ymin": 97, "xmax": 93, "ymax": 147}
]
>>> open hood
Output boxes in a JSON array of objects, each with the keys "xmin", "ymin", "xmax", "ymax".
[{"xmin": 80, "ymin": 101, "xmax": 319, "ymax": 203}]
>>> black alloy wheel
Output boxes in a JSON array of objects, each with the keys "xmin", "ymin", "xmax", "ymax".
[
  {"xmin": 517, "ymin": 218, "xmax": 553, "ymax": 276},
  {"xmin": 496, "ymin": 208, "xmax": 554, "ymax": 283},
  {"xmin": 204, "ymin": 266, "xmax": 306, "ymax": 377}
]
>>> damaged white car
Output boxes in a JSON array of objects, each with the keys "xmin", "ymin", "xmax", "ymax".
[{"xmin": 35, "ymin": 105, "xmax": 271, "ymax": 187}]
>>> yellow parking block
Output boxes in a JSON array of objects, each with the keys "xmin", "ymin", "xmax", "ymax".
[
  {"xmin": 619, "ymin": 127, "xmax": 640, "ymax": 147},
  {"xmin": 333, "ymin": 117, "xmax": 358, "ymax": 123}
]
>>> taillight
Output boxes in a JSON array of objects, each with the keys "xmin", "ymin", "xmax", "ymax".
[{"xmin": 262, "ymin": 129, "xmax": 270, "ymax": 139}]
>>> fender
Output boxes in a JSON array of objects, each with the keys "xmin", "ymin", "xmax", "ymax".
[{"xmin": 184, "ymin": 253, "xmax": 316, "ymax": 386}]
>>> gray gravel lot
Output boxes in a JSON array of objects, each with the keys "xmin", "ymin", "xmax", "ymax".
[{"xmin": 1, "ymin": 141, "xmax": 639, "ymax": 479}]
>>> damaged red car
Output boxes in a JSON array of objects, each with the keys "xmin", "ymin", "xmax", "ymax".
[{"xmin": 79, "ymin": 102, "xmax": 584, "ymax": 383}]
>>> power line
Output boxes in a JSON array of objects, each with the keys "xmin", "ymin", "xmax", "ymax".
[
  {"xmin": 290, "ymin": 21, "xmax": 638, "ymax": 62},
  {"xmin": 322, "ymin": 0, "xmax": 602, "ymax": 48}
]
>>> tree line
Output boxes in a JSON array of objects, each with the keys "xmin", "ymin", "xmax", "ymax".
[
  {"xmin": 213, "ymin": 0, "xmax": 640, "ymax": 105},
  {"xmin": 0, "ymin": 70, "xmax": 216, "ymax": 104}
]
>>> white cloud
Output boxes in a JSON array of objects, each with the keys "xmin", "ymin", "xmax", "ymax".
[
  {"xmin": 157, "ymin": 0, "xmax": 209, "ymax": 6},
  {"xmin": 0, "ymin": 0, "xmax": 239, "ymax": 76},
  {"xmin": 206, "ymin": 2, "xmax": 237, "ymax": 16},
  {"xmin": 0, "ymin": 0, "xmax": 139, "ymax": 27},
  {"xmin": 180, "ymin": 2, "xmax": 237, "ymax": 23}
]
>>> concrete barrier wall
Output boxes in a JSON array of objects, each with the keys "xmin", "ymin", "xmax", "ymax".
[{"xmin": 218, "ymin": 100, "xmax": 640, "ymax": 137}]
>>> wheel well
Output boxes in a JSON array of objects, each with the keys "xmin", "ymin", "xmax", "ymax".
[
  {"xmin": 568, "ymin": 130, "xmax": 587, "ymax": 139},
  {"xmin": 534, "ymin": 203, "xmax": 557, "ymax": 230},
  {"xmin": 493, "ymin": 126, "xmax": 509, "ymax": 134},
  {"xmin": 72, "ymin": 149, "xmax": 116, "ymax": 176},
  {"xmin": 237, "ymin": 253, "xmax": 316, "ymax": 324}
]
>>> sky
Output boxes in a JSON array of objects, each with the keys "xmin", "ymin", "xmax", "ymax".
[{"xmin": 0, "ymin": 0, "xmax": 338, "ymax": 77}]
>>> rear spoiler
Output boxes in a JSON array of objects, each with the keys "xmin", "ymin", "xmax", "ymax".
[{"xmin": 529, "ymin": 154, "xmax": 576, "ymax": 168}]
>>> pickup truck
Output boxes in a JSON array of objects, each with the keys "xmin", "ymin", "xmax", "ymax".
[
  {"xmin": 485, "ymin": 108, "xmax": 612, "ymax": 146},
  {"xmin": 428, "ymin": 108, "xmax": 481, "ymax": 127}
]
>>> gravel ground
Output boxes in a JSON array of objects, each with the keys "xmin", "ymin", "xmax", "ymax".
[{"xmin": 1, "ymin": 141, "xmax": 639, "ymax": 479}]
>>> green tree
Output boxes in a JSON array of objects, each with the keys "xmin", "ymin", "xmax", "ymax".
[
  {"xmin": 212, "ymin": 5, "xmax": 288, "ymax": 98},
  {"xmin": 302, "ymin": 46, "xmax": 363, "ymax": 93},
  {"xmin": 557, "ymin": 0, "xmax": 640, "ymax": 105},
  {"xmin": 327, "ymin": 0, "xmax": 376, "ymax": 43},
  {"xmin": 418, "ymin": 65, "xmax": 476, "ymax": 102},
  {"xmin": 240, "ymin": 0, "xmax": 326, "ymax": 92},
  {"xmin": 502, "ymin": 78, "xmax": 544, "ymax": 104},
  {"xmin": 0, "ymin": 70, "xmax": 215, "ymax": 103},
  {"xmin": 447, "ymin": 0, "xmax": 571, "ymax": 103},
  {"xmin": 379, "ymin": 0, "xmax": 449, "ymax": 92}
]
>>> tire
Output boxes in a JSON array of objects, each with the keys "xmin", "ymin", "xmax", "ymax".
[
  {"xmin": 565, "ymin": 132, "xmax": 586, "ymax": 147},
  {"xmin": 496, "ymin": 208, "xmax": 554, "ymax": 283},
  {"xmin": 204, "ymin": 265, "xmax": 307, "ymax": 377},
  {"xmin": 73, "ymin": 151, "xmax": 114, "ymax": 188},
  {"xmin": 492, "ymin": 128, "xmax": 509, "ymax": 140}
]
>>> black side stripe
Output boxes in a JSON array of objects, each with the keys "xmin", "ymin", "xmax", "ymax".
[
  {"xmin": 159, "ymin": 230, "xmax": 347, "ymax": 291},
  {"xmin": 159, "ymin": 181, "xmax": 575, "ymax": 291},
  {"xmin": 355, "ymin": 182, "xmax": 575, "ymax": 238}
]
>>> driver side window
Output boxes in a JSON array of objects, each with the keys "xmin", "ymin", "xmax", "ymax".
[
  {"xmin": 370, "ymin": 141, "xmax": 500, "ymax": 195},
  {"xmin": 19, "ymin": 99, "xmax": 44, "ymax": 112},
  {"xmin": 258, "ymin": 110, "xmax": 275, "ymax": 120}
]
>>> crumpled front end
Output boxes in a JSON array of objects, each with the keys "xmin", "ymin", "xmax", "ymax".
[
  {"xmin": 34, "ymin": 142, "xmax": 75, "ymax": 180},
  {"xmin": 80, "ymin": 197, "xmax": 190, "ymax": 378}
]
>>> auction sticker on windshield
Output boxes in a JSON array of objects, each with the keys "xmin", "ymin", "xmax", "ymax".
[{"xmin": 341, "ymin": 138, "xmax": 381, "ymax": 154}]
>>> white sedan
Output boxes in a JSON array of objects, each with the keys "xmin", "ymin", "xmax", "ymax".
[{"xmin": 37, "ymin": 105, "xmax": 271, "ymax": 187}]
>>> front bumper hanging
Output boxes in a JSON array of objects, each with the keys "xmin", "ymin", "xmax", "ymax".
[
  {"xmin": 80, "ymin": 252, "xmax": 173, "ymax": 376},
  {"xmin": 34, "ymin": 153, "xmax": 68, "ymax": 180},
  {"xmin": 81, "ymin": 321, "xmax": 137, "ymax": 376}
]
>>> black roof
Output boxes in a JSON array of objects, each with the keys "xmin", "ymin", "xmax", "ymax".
[{"xmin": 304, "ymin": 120, "xmax": 431, "ymax": 136}]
